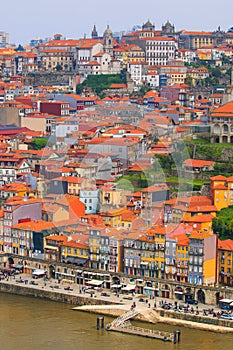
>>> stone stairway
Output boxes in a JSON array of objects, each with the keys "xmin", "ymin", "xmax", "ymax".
[{"xmin": 109, "ymin": 309, "xmax": 140, "ymax": 328}]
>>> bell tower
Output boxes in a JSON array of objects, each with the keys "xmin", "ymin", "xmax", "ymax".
[{"xmin": 103, "ymin": 25, "xmax": 113, "ymax": 56}]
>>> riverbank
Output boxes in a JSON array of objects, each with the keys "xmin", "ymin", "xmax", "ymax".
[
  {"xmin": 1, "ymin": 279, "xmax": 233, "ymax": 333},
  {"xmin": 73, "ymin": 304, "xmax": 233, "ymax": 333}
]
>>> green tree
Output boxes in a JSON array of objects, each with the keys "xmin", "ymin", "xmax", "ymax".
[
  {"xmin": 29, "ymin": 138, "xmax": 48, "ymax": 150},
  {"xmin": 212, "ymin": 206, "xmax": 233, "ymax": 239},
  {"xmin": 185, "ymin": 75, "xmax": 193, "ymax": 87}
]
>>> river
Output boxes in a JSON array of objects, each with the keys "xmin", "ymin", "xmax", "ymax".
[{"xmin": 0, "ymin": 293, "xmax": 232, "ymax": 350}]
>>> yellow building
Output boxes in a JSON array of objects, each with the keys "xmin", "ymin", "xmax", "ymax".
[
  {"xmin": 182, "ymin": 204, "xmax": 217, "ymax": 220},
  {"xmin": 146, "ymin": 225, "xmax": 166, "ymax": 279},
  {"xmin": 113, "ymin": 44, "xmax": 145, "ymax": 69},
  {"xmin": 176, "ymin": 234, "xmax": 189, "ymax": 283},
  {"xmin": 218, "ymin": 239, "xmax": 233, "ymax": 286},
  {"xmin": 61, "ymin": 240, "xmax": 89, "ymax": 265},
  {"xmin": 197, "ymin": 49, "xmax": 212, "ymax": 61},
  {"xmin": 210, "ymin": 175, "xmax": 232, "ymax": 211},
  {"xmin": 0, "ymin": 183, "xmax": 37, "ymax": 199},
  {"xmin": 182, "ymin": 214, "xmax": 214, "ymax": 231},
  {"xmin": 100, "ymin": 208, "xmax": 127, "ymax": 228},
  {"xmin": 100, "ymin": 184, "xmax": 125, "ymax": 208},
  {"xmin": 167, "ymin": 71, "xmax": 186, "ymax": 85}
]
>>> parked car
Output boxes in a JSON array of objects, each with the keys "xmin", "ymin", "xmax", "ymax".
[
  {"xmin": 29, "ymin": 280, "xmax": 38, "ymax": 285},
  {"xmin": 220, "ymin": 305, "xmax": 231, "ymax": 311},
  {"xmin": 186, "ymin": 298, "xmax": 198, "ymax": 305},
  {"xmin": 220, "ymin": 314, "xmax": 233, "ymax": 320},
  {"xmin": 64, "ymin": 286, "xmax": 73, "ymax": 291}
]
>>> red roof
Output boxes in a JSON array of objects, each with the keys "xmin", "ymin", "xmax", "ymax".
[
  {"xmin": 183, "ymin": 159, "xmax": 215, "ymax": 168},
  {"xmin": 210, "ymin": 175, "xmax": 227, "ymax": 181},
  {"xmin": 218, "ymin": 239, "xmax": 233, "ymax": 251}
]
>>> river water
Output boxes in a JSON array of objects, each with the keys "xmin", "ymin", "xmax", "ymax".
[{"xmin": 0, "ymin": 293, "xmax": 232, "ymax": 350}]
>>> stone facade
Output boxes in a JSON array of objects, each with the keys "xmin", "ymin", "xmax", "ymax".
[{"xmin": 210, "ymin": 101, "xmax": 233, "ymax": 143}]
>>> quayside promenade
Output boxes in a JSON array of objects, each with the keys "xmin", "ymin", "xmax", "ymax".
[
  {"xmin": 0, "ymin": 274, "xmax": 233, "ymax": 333},
  {"xmin": 1, "ymin": 253, "xmax": 233, "ymax": 306}
]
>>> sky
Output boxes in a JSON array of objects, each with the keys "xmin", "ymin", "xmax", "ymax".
[{"xmin": 2, "ymin": 0, "xmax": 233, "ymax": 45}]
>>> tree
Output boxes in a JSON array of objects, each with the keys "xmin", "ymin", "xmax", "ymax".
[
  {"xmin": 29, "ymin": 138, "xmax": 48, "ymax": 150},
  {"xmin": 212, "ymin": 206, "xmax": 233, "ymax": 240},
  {"xmin": 185, "ymin": 75, "xmax": 193, "ymax": 87}
]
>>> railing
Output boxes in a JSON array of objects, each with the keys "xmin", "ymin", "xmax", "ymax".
[
  {"xmin": 110, "ymin": 309, "xmax": 139, "ymax": 328},
  {"xmin": 120, "ymin": 324, "xmax": 174, "ymax": 341}
]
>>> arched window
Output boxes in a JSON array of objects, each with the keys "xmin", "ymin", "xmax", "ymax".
[{"xmin": 223, "ymin": 124, "xmax": 229, "ymax": 133}]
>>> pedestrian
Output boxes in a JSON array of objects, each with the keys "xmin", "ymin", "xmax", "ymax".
[
  {"xmin": 154, "ymin": 302, "xmax": 156, "ymax": 309},
  {"xmin": 148, "ymin": 303, "xmax": 150, "ymax": 308}
]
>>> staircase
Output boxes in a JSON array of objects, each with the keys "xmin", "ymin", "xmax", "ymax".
[{"xmin": 108, "ymin": 309, "xmax": 140, "ymax": 328}]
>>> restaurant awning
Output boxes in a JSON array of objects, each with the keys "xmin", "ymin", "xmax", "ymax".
[
  {"xmin": 122, "ymin": 284, "xmax": 136, "ymax": 291},
  {"xmin": 56, "ymin": 272, "xmax": 75, "ymax": 277},
  {"xmin": 12, "ymin": 264, "xmax": 23, "ymax": 270},
  {"xmin": 111, "ymin": 284, "xmax": 122, "ymax": 289},
  {"xmin": 86, "ymin": 279, "xmax": 104, "ymax": 287},
  {"xmin": 144, "ymin": 286, "xmax": 159, "ymax": 291},
  {"xmin": 32, "ymin": 269, "xmax": 46, "ymax": 276},
  {"xmin": 63, "ymin": 257, "xmax": 87, "ymax": 265}
]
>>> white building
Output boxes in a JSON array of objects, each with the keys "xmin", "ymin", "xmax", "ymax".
[
  {"xmin": 0, "ymin": 32, "xmax": 9, "ymax": 48},
  {"xmin": 140, "ymin": 36, "xmax": 178, "ymax": 66},
  {"xmin": 79, "ymin": 189, "xmax": 99, "ymax": 214}
]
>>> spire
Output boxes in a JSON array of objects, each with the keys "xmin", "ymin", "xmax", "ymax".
[{"xmin": 92, "ymin": 25, "xmax": 98, "ymax": 39}]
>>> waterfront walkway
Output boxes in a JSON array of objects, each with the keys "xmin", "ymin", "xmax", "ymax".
[{"xmin": 1, "ymin": 274, "xmax": 233, "ymax": 333}]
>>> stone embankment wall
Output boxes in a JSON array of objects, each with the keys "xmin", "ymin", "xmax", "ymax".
[
  {"xmin": 0, "ymin": 282, "xmax": 113, "ymax": 306},
  {"xmin": 160, "ymin": 309, "xmax": 233, "ymax": 331}
]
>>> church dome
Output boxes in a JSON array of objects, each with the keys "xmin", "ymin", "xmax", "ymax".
[{"xmin": 104, "ymin": 25, "xmax": 112, "ymax": 36}]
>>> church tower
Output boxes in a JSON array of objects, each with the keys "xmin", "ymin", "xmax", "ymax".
[
  {"xmin": 92, "ymin": 25, "xmax": 98, "ymax": 39},
  {"xmin": 103, "ymin": 25, "xmax": 113, "ymax": 56}
]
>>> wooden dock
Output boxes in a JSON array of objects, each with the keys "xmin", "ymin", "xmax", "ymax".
[{"xmin": 106, "ymin": 309, "xmax": 180, "ymax": 343}]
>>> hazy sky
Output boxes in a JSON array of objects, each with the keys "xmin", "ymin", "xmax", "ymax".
[{"xmin": 2, "ymin": 0, "xmax": 233, "ymax": 44}]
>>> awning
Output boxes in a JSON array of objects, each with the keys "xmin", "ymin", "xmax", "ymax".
[
  {"xmin": 63, "ymin": 257, "xmax": 87, "ymax": 265},
  {"xmin": 122, "ymin": 284, "xmax": 136, "ymax": 291},
  {"xmin": 56, "ymin": 272, "xmax": 75, "ymax": 277},
  {"xmin": 86, "ymin": 279, "xmax": 104, "ymax": 287},
  {"xmin": 62, "ymin": 279, "xmax": 74, "ymax": 284},
  {"xmin": 174, "ymin": 291, "xmax": 184, "ymax": 295},
  {"xmin": 140, "ymin": 262, "xmax": 149, "ymax": 266},
  {"xmin": 144, "ymin": 286, "xmax": 159, "ymax": 291},
  {"xmin": 220, "ymin": 298, "xmax": 233, "ymax": 303},
  {"xmin": 32, "ymin": 269, "xmax": 46, "ymax": 276},
  {"xmin": 12, "ymin": 264, "xmax": 23, "ymax": 270},
  {"xmin": 111, "ymin": 284, "xmax": 122, "ymax": 289}
]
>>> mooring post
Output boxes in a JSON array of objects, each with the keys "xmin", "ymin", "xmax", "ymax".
[
  {"xmin": 101, "ymin": 317, "xmax": 104, "ymax": 329},
  {"xmin": 96, "ymin": 317, "xmax": 100, "ymax": 330},
  {"xmin": 177, "ymin": 330, "xmax": 181, "ymax": 343},
  {"xmin": 173, "ymin": 331, "xmax": 177, "ymax": 344}
]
